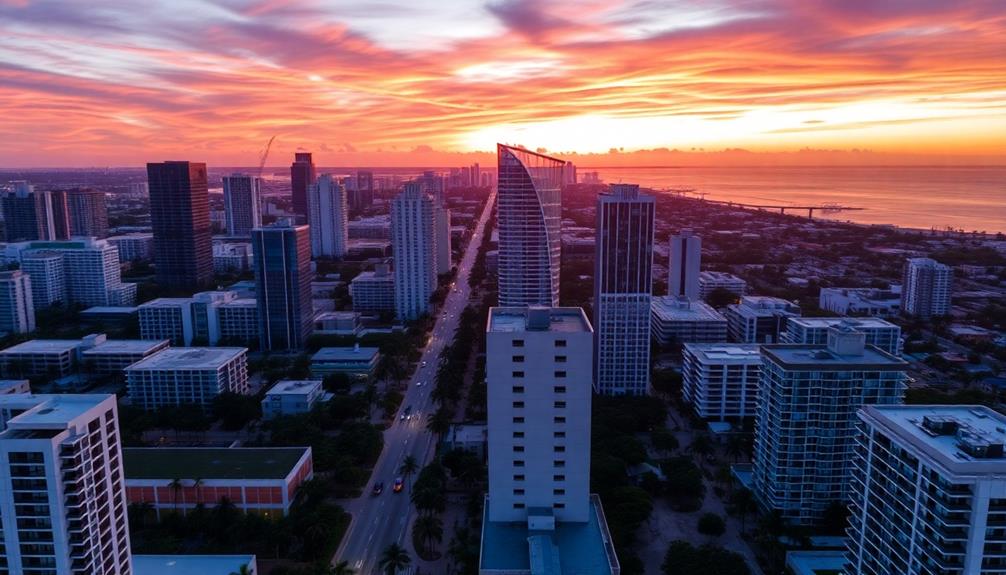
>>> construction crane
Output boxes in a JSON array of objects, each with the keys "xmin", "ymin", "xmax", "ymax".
[{"xmin": 256, "ymin": 135, "xmax": 276, "ymax": 195}]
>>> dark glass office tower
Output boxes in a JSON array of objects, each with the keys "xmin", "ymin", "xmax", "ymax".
[
  {"xmin": 290, "ymin": 152, "xmax": 316, "ymax": 222},
  {"xmin": 66, "ymin": 188, "xmax": 108, "ymax": 238},
  {"xmin": 252, "ymin": 220, "xmax": 313, "ymax": 351},
  {"xmin": 146, "ymin": 161, "xmax": 213, "ymax": 290}
]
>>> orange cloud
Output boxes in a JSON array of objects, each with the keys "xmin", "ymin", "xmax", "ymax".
[{"xmin": 0, "ymin": 0, "xmax": 1003, "ymax": 166}]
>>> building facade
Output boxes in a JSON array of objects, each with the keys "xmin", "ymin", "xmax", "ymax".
[
  {"xmin": 146, "ymin": 161, "xmax": 213, "ymax": 289},
  {"xmin": 125, "ymin": 347, "xmax": 249, "ymax": 411},
  {"xmin": 107, "ymin": 233, "xmax": 154, "ymax": 262},
  {"xmin": 1, "ymin": 181, "xmax": 65, "ymax": 242},
  {"xmin": 65, "ymin": 188, "xmax": 108, "ymax": 238},
  {"xmin": 0, "ymin": 270, "xmax": 34, "ymax": 335},
  {"xmin": 252, "ymin": 221, "xmax": 313, "ymax": 351},
  {"xmin": 349, "ymin": 265, "xmax": 396, "ymax": 314},
  {"xmin": 753, "ymin": 327, "xmax": 907, "ymax": 525},
  {"xmin": 901, "ymin": 257, "xmax": 952, "ymax": 319},
  {"xmin": 847, "ymin": 405, "xmax": 1006, "ymax": 575},
  {"xmin": 222, "ymin": 173, "xmax": 262, "ymax": 237},
  {"xmin": 682, "ymin": 343, "xmax": 761, "ymax": 421},
  {"xmin": 261, "ymin": 380, "xmax": 330, "ymax": 419},
  {"xmin": 20, "ymin": 253, "xmax": 66, "ymax": 309},
  {"xmin": 307, "ymin": 174, "xmax": 349, "ymax": 258},
  {"xmin": 781, "ymin": 317, "xmax": 902, "ymax": 356},
  {"xmin": 819, "ymin": 286, "xmax": 901, "ymax": 317},
  {"xmin": 724, "ymin": 296, "xmax": 801, "ymax": 344},
  {"xmin": 434, "ymin": 204, "xmax": 452, "ymax": 275},
  {"xmin": 669, "ymin": 229, "xmax": 701, "ymax": 300},
  {"xmin": 0, "ymin": 393, "xmax": 132, "ymax": 575},
  {"xmin": 593, "ymin": 184, "xmax": 654, "ymax": 396},
  {"xmin": 497, "ymin": 144, "xmax": 564, "ymax": 307},
  {"xmin": 698, "ymin": 271, "xmax": 747, "ymax": 300},
  {"xmin": 392, "ymin": 183, "xmax": 436, "ymax": 321},
  {"xmin": 650, "ymin": 296, "xmax": 728, "ymax": 344}
]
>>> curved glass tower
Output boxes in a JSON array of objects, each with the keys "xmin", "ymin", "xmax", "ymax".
[{"xmin": 496, "ymin": 144, "xmax": 564, "ymax": 307}]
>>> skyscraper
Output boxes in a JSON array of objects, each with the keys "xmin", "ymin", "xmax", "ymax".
[
  {"xmin": 48, "ymin": 189, "xmax": 71, "ymax": 240},
  {"xmin": 901, "ymin": 257, "xmax": 952, "ymax": 318},
  {"xmin": 497, "ymin": 144, "xmax": 564, "ymax": 307},
  {"xmin": 290, "ymin": 152, "xmax": 316, "ymax": 222},
  {"xmin": 65, "ymin": 187, "xmax": 109, "ymax": 238},
  {"xmin": 753, "ymin": 325, "xmax": 907, "ymax": 525},
  {"xmin": 593, "ymin": 184, "xmax": 654, "ymax": 395},
  {"xmin": 352, "ymin": 170, "xmax": 374, "ymax": 210},
  {"xmin": 252, "ymin": 220, "xmax": 313, "ymax": 351},
  {"xmin": 0, "ymin": 393, "xmax": 132, "ymax": 574},
  {"xmin": 669, "ymin": 229, "xmax": 701, "ymax": 300},
  {"xmin": 847, "ymin": 405, "xmax": 1006, "ymax": 575},
  {"xmin": 146, "ymin": 161, "xmax": 213, "ymax": 290},
  {"xmin": 308, "ymin": 174, "xmax": 349, "ymax": 258},
  {"xmin": 486, "ymin": 306, "xmax": 593, "ymax": 522},
  {"xmin": 0, "ymin": 270, "xmax": 35, "ymax": 334},
  {"xmin": 391, "ymin": 182, "xmax": 436, "ymax": 321},
  {"xmin": 222, "ymin": 173, "xmax": 262, "ymax": 237},
  {"xmin": 434, "ymin": 204, "xmax": 452, "ymax": 275},
  {"xmin": 2, "ymin": 181, "xmax": 64, "ymax": 242}
]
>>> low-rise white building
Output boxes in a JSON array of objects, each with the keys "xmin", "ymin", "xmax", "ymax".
[
  {"xmin": 139, "ymin": 290, "xmax": 258, "ymax": 346},
  {"xmin": 651, "ymin": 296, "xmax": 728, "ymax": 345},
  {"xmin": 310, "ymin": 345, "xmax": 380, "ymax": 379},
  {"xmin": 107, "ymin": 232, "xmax": 154, "ymax": 261},
  {"xmin": 698, "ymin": 271, "xmax": 747, "ymax": 300},
  {"xmin": 682, "ymin": 343, "xmax": 761, "ymax": 421},
  {"xmin": 781, "ymin": 317, "xmax": 902, "ymax": 356},
  {"xmin": 126, "ymin": 347, "xmax": 249, "ymax": 411},
  {"xmin": 0, "ymin": 333, "xmax": 166, "ymax": 379},
  {"xmin": 724, "ymin": 296, "xmax": 801, "ymax": 343},
  {"xmin": 818, "ymin": 286, "xmax": 901, "ymax": 317},
  {"xmin": 261, "ymin": 380, "xmax": 331, "ymax": 420},
  {"xmin": 349, "ymin": 264, "xmax": 395, "ymax": 314},
  {"xmin": 313, "ymin": 311, "xmax": 361, "ymax": 336}
]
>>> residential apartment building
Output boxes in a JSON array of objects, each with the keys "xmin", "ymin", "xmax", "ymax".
[
  {"xmin": 593, "ymin": 184, "xmax": 654, "ymax": 396},
  {"xmin": 497, "ymin": 144, "xmax": 564, "ymax": 307},
  {"xmin": 698, "ymin": 271, "xmax": 747, "ymax": 300},
  {"xmin": 901, "ymin": 257, "xmax": 952, "ymax": 318},
  {"xmin": 221, "ymin": 173, "xmax": 262, "ymax": 237},
  {"xmin": 651, "ymin": 296, "xmax": 728, "ymax": 345},
  {"xmin": 724, "ymin": 296, "xmax": 801, "ymax": 344},
  {"xmin": 0, "ymin": 393, "xmax": 132, "ymax": 575},
  {"xmin": 682, "ymin": 343, "xmax": 761, "ymax": 421},
  {"xmin": 819, "ymin": 286, "xmax": 901, "ymax": 317},
  {"xmin": 392, "ymin": 183, "xmax": 436, "ymax": 321},
  {"xmin": 261, "ymin": 380, "xmax": 331, "ymax": 420},
  {"xmin": 349, "ymin": 264, "xmax": 395, "ymax": 314},
  {"xmin": 138, "ymin": 290, "xmax": 258, "ymax": 347},
  {"xmin": 107, "ymin": 233, "xmax": 154, "ymax": 262},
  {"xmin": 781, "ymin": 317, "xmax": 902, "ymax": 356},
  {"xmin": 753, "ymin": 326, "xmax": 907, "ymax": 525},
  {"xmin": 847, "ymin": 405, "xmax": 1006, "ymax": 575},
  {"xmin": 308, "ymin": 174, "xmax": 349, "ymax": 258},
  {"xmin": 20, "ymin": 253, "xmax": 65, "ymax": 309},
  {"xmin": 0, "ymin": 333, "xmax": 167, "ymax": 379},
  {"xmin": 0, "ymin": 270, "xmax": 35, "ymax": 335},
  {"xmin": 289, "ymin": 152, "xmax": 316, "ymax": 223},
  {"xmin": 65, "ymin": 187, "xmax": 109, "ymax": 238},
  {"xmin": 125, "ymin": 347, "xmax": 249, "ymax": 411},
  {"xmin": 11, "ymin": 238, "xmax": 135, "ymax": 308}
]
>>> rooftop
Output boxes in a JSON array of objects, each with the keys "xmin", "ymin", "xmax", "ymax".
[
  {"xmin": 684, "ymin": 343, "xmax": 761, "ymax": 363},
  {"xmin": 311, "ymin": 346, "xmax": 380, "ymax": 362},
  {"xmin": 480, "ymin": 496, "xmax": 618, "ymax": 575},
  {"xmin": 0, "ymin": 394, "xmax": 114, "ymax": 431},
  {"xmin": 83, "ymin": 339, "xmax": 169, "ymax": 355},
  {"xmin": 861, "ymin": 405, "xmax": 1006, "ymax": 474},
  {"xmin": 266, "ymin": 380, "xmax": 323, "ymax": 396},
  {"xmin": 651, "ymin": 297, "xmax": 727, "ymax": 322},
  {"xmin": 489, "ymin": 307, "xmax": 592, "ymax": 334},
  {"xmin": 699, "ymin": 271, "xmax": 746, "ymax": 282},
  {"xmin": 762, "ymin": 343, "xmax": 906, "ymax": 369},
  {"xmin": 0, "ymin": 339, "xmax": 83, "ymax": 355},
  {"xmin": 139, "ymin": 298, "xmax": 195, "ymax": 307},
  {"xmin": 123, "ymin": 447, "xmax": 308, "ymax": 480},
  {"xmin": 785, "ymin": 551, "xmax": 847, "ymax": 575},
  {"xmin": 787, "ymin": 316, "xmax": 899, "ymax": 330},
  {"xmin": 82, "ymin": 306, "xmax": 139, "ymax": 315},
  {"xmin": 125, "ymin": 347, "xmax": 246, "ymax": 371},
  {"xmin": 132, "ymin": 555, "xmax": 256, "ymax": 575}
]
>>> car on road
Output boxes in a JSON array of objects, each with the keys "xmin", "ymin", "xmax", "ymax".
[
  {"xmin": 371, "ymin": 482, "xmax": 384, "ymax": 496},
  {"xmin": 393, "ymin": 477, "xmax": 404, "ymax": 493},
  {"xmin": 400, "ymin": 405, "xmax": 412, "ymax": 421},
  {"xmin": 416, "ymin": 381, "xmax": 425, "ymax": 387},
  {"xmin": 421, "ymin": 360, "xmax": 427, "ymax": 367}
]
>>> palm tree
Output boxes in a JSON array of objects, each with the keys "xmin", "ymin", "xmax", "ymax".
[
  {"xmin": 191, "ymin": 477, "xmax": 204, "ymax": 505},
  {"xmin": 399, "ymin": 456, "xmax": 419, "ymax": 491},
  {"xmin": 687, "ymin": 434, "xmax": 715, "ymax": 461},
  {"xmin": 724, "ymin": 434, "xmax": 747, "ymax": 463},
  {"xmin": 413, "ymin": 513, "xmax": 444, "ymax": 555},
  {"xmin": 378, "ymin": 543, "xmax": 411, "ymax": 575},
  {"xmin": 168, "ymin": 478, "xmax": 183, "ymax": 513},
  {"xmin": 229, "ymin": 564, "xmax": 253, "ymax": 575},
  {"xmin": 427, "ymin": 408, "xmax": 451, "ymax": 442},
  {"xmin": 732, "ymin": 488, "xmax": 756, "ymax": 535}
]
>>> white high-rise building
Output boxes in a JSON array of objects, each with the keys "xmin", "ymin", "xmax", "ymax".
[
  {"xmin": 901, "ymin": 257, "xmax": 952, "ymax": 318},
  {"xmin": 20, "ymin": 253, "xmax": 65, "ymax": 309},
  {"xmin": 486, "ymin": 306, "xmax": 593, "ymax": 522},
  {"xmin": 0, "ymin": 393, "xmax": 132, "ymax": 575},
  {"xmin": 12, "ymin": 238, "xmax": 135, "ymax": 308},
  {"xmin": 497, "ymin": 144, "xmax": 564, "ymax": 307},
  {"xmin": 781, "ymin": 317, "xmax": 902, "ymax": 356},
  {"xmin": 753, "ymin": 325, "xmax": 907, "ymax": 525},
  {"xmin": 594, "ymin": 184, "xmax": 654, "ymax": 396},
  {"xmin": 107, "ymin": 233, "xmax": 154, "ymax": 262},
  {"xmin": 0, "ymin": 270, "xmax": 35, "ymax": 334},
  {"xmin": 669, "ymin": 229, "xmax": 701, "ymax": 300},
  {"xmin": 222, "ymin": 173, "xmax": 262, "ymax": 237},
  {"xmin": 847, "ymin": 405, "xmax": 1006, "ymax": 575},
  {"xmin": 682, "ymin": 343, "xmax": 761, "ymax": 421},
  {"xmin": 391, "ymin": 183, "xmax": 436, "ymax": 321},
  {"xmin": 434, "ymin": 204, "xmax": 452, "ymax": 275},
  {"xmin": 308, "ymin": 174, "xmax": 349, "ymax": 258}
]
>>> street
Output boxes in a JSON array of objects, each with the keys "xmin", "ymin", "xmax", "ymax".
[{"xmin": 335, "ymin": 188, "xmax": 496, "ymax": 574}]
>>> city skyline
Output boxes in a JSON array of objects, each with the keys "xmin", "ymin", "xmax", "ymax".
[{"xmin": 1, "ymin": 1, "xmax": 1005, "ymax": 167}]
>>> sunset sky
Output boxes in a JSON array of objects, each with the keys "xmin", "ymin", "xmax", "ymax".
[{"xmin": 1, "ymin": 0, "xmax": 1004, "ymax": 167}]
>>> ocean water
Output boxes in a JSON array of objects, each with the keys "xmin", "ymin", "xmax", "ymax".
[{"xmin": 589, "ymin": 166, "xmax": 1006, "ymax": 233}]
